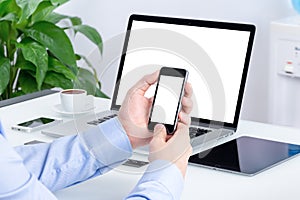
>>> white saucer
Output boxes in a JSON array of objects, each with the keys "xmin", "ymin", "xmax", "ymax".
[{"xmin": 53, "ymin": 104, "xmax": 95, "ymax": 116}]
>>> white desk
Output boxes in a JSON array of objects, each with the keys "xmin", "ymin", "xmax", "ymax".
[{"xmin": 1, "ymin": 93, "xmax": 300, "ymax": 200}]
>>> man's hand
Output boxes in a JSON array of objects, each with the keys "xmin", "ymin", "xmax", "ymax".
[
  {"xmin": 118, "ymin": 71, "xmax": 158, "ymax": 149},
  {"xmin": 118, "ymin": 71, "xmax": 193, "ymax": 149},
  {"xmin": 149, "ymin": 121, "xmax": 192, "ymax": 178}
]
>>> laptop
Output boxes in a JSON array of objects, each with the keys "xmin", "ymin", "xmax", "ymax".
[{"xmin": 42, "ymin": 14, "xmax": 256, "ymax": 153}]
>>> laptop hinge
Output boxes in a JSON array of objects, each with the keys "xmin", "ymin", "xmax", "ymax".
[{"xmin": 191, "ymin": 121, "xmax": 236, "ymax": 131}]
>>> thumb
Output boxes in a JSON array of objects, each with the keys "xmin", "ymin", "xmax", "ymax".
[
  {"xmin": 149, "ymin": 124, "xmax": 167, "ymax": 162},
  {"xmin": 153, "ymin": 124, "xmax": 167, "ymax": 143}
]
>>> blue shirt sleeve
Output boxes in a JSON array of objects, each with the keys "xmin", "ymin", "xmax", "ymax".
[
  {"xmin": 1, "ymin": 118, "xmax": 184, "ymax": 199},
  {"xmin": 0, "ymin": 135, "xmax": 57, "ymax": 199},
  {"xmin": 78, "ymin": 116, "xmax": 133, "ymax": 173},
  {"xmin": 125, "ymin": 160, "xmax": 184, "ymax": 200},
  {"xmin": 14, "ymin": 117, "xmax": 133, "ymax": 192}
]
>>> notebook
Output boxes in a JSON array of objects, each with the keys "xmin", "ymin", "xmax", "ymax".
[{"xmin": 42, "ymin": 14, "xmax": 256, "ymax": 153}]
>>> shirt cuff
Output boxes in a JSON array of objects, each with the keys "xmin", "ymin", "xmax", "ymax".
[
  {"xmin": 78, "ymin": 117, "xmax": 133, "ymax": 169},
  {"xmin": 0, "ymin": 120, "xmax": 6, "ymax": 138},
  {"xmin": 139, "ymin": 160, "xmax": 184, "ymax": 200}
]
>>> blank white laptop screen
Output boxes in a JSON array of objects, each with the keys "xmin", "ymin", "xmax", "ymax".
[{"xmin": 113, "ymin": 15, "xmax": 255, "ymax": 128}]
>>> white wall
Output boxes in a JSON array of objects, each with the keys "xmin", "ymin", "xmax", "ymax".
[{"xmin": 57, "ymin": 0, "xmax": 298, "ymax": 123}]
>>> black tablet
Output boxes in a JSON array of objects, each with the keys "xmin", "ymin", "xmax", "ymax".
[{"xmin": 189, "ymin": 136, "xmax": 300, "ymax": 176}]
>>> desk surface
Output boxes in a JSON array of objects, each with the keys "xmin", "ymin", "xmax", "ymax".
[{"xmin": 1, "ymin": 93, "xmax": 300, "ymax": 200}]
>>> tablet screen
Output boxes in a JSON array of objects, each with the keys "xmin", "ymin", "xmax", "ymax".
[{"xmin": 189, "ymin": 136, "xmax": 300, "ymax": 176}]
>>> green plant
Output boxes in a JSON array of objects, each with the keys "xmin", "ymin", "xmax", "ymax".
[{"xmin": 0, "ymin": 0, "xmax": 109, "ymax": 100}]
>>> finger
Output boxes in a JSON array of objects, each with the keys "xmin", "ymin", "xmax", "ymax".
[
  {"xmin": 166, "ymin": 134, "xmax": 172, "ymax": 141},
  {"xmin": 178, "ymin": 111, "xmax": 191, "ymax": 126},
  {"xmin": 184, "ymin": 82, "xmax": 193, "ymax": 98},
  {"xmin": 145, "ymin": 96, "xmax": 155, "ymax": 118},
  {"xmin": 177, "ymin": 122, "xmax": 191, "ymax": 139},
  {"xmin": 130, "ymin": 71, "xmax": 159, "ymax": 95},
  {"xmin": 167, "ymin": 122, "xmax": 190, "ymax": 144},
  {"xmin": 153, "ymin": 124, "xmax": 167, "ymax": 143},
  {"xmin": 181, "ymin": 96, "xmax": 193, "ymax": 114},
  {"xmin": 148, "ymin": 96, "xmax": 154, "ymax": 105}
]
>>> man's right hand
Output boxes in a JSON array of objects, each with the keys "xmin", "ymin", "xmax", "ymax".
[
  {"xmin": 148, "ymin": 120, "xmax": 193, "ymax": 178},
  {"xmin": 118, "ymin": 71, "xmax": 193, "ymax": 150}
]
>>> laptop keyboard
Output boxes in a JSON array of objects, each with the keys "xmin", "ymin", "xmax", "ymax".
[
  {"xmin": 87, "ymin": 115, "xmax": 212, "ymax": 139},
  {"xmin": 122, "ymin": 159, "xmax": 149, "ymax": 168},
  {"xmin": 189, "ymin": 127, "xmax": 212, "ymax": 139},
  {"xmin": 87, "ymin": 114, "xmax": 118, "ymax": 125}
]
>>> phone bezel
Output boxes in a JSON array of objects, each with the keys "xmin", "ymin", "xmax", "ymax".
[{"xmin": 148, "ymin": 67, "xmax": 188, "ymax": 134}]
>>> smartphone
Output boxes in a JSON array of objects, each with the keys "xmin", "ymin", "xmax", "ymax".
[
  {"xmin": 148, "ymin": 67, "xmax": 189, "ymax": 134},
  {"xmin": 12, "ymin": 117, "xmax": 62, "ymax": 133}
]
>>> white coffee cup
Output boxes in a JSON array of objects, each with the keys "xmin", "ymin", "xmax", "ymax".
[{"xmin": 60, "ymin": 89, "xmax": 94, "ymax": 113}]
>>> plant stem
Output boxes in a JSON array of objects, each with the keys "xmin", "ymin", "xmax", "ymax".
[{"xmin": 6, "ymin": 40, "xmax": 15, "ymax": 99}]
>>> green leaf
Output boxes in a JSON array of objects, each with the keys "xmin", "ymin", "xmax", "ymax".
[
  {"xmin": 77, "ymin": 54, "xmax": 103, "ymax": 90},
  {"xmin": 0, "ymin": 45, "xmax": 4, "ymax": 57},
  {"xmin": 0, "ymin": 13, "xmax": 17, "ymax": 22},
  {"xmin": 18, "ymin": 70, "xmax": 38, "ymax": 94},
  {"xmin": 0, "ymin": 57, "xmax": 10, "ymax": 95},
  {"xmin": 95, "ymin": 88, "xmax": 110, "ymax": 99},
  {"xmin": 70, "ymin": 17, "xmax": 82, "ymax": 26},
  {"xmin": 16, "ymin": 0, "xmax": 44, "ymax": 22},
  {"xmin": 17, "ymin": 38, "xmax": 48, "ymax": 90},
  {"xmin": 41, "ymin": 82, "xmax": 52, "ymax": 90},
  {"xmin": 44, "ymin": 71, "xmax": 73, "ymax": 89},
  {"xmin": 0, "ymin": 21, "xmax": 10, "ymax": 42},
  {"xmin": 0, "ymin": 0, "xmax": 11, "ymax": 17},
  {"xmin": 31, "ymin": 1, "xmax": 56, "ymax": 24},
  {"xmin": 25, "ymin": 21, "xmax": 77, "ymax": 73},
  {"xmin": 74, "ymin": 68, "xmax": 97, "ymax": 95},
  {"xmin": 43, "ymin": 12, "xmax": 68, "ymax": 24},
  {"xmin": 43, "ymin": 13, "xmax": 81, "ymax": 28},
  {"xmin": 73, "ymin": 68, "xmax": 109, "ymax": 98},
  {"xmin": 50, "ymin": 0, "xmax": 69, "ymax": 6},
  {"xmin": 15, "ymin": 49, "xmax": 36, "ymax": 71},
  {"xmin": 0, "ymin": 0, "xmax": 20, "ymax": 18},
  {"xmin": 16, "ymin": 59, "xmax": 36, "ymax": 71},
  {"xmin": 73, "ymin": 25, "xmax": 103, "ymax": 54},
  {"xmin": 0, "ymin": 21, "xmax": 18, "ymax": 48},
  {"xmin": 11, "ymin": 90, "xmax": 25, "ymax": 98},
  {"xmin": 48, "ymin": 56, "xmax": 76, "ymax": 80}
]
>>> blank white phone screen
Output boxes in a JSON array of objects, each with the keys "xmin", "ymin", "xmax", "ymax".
[{"xmin": 151, "ymin": 75, "xmax": 184, "ymax": 124}]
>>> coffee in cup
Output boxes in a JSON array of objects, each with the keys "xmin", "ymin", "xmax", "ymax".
[{"xmin": 60, "ymin": 89, "xmax": 94, "ymax": 113}]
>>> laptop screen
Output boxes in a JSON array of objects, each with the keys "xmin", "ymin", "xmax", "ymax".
[{"xmin": 112, "ymin": 14, "xmax": 255, "ymax": 129}]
